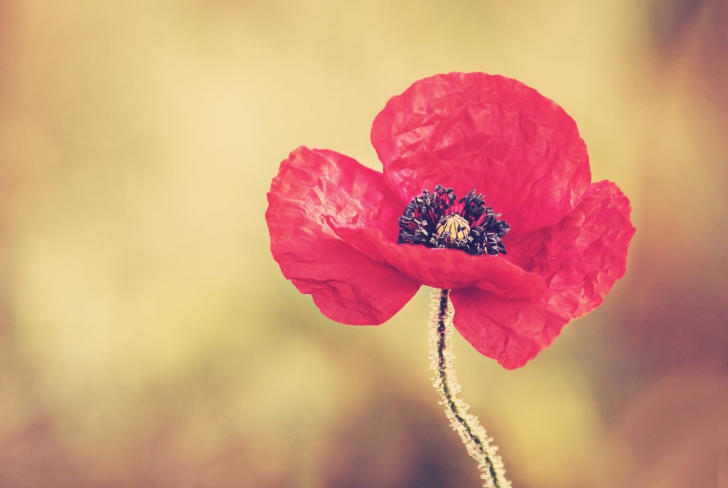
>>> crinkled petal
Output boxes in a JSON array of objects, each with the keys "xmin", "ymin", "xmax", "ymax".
[
  {"xmin": 506, "ymin": 180, "xmax": 636, "ymax": 317},
  {"xmin": 451, "ymin": 180, "xmax": 635, "ymax": 369},
  {"xmin": 266, "ymin": 146, "xmax": 419, "ymax": 325},
  {"xmin": 327, "ymin": 222, "xmax": 547, "ymax": 299},
  {"xmin": 371, "ymin": 72, "xmax": 591, "ymax": 235},
  {"xmin": 450, "ymin": 288, "xmax": 566, "ymax": 369}
]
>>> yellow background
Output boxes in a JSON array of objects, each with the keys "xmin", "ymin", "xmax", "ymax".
[{"xmin": 0, "ymin": 1, "xmax": 726, "ymax": 487}]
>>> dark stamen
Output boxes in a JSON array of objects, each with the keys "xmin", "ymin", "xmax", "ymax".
[{"xmin": 397, "ymin": 185, "xmax": 510, "ymax": 256}]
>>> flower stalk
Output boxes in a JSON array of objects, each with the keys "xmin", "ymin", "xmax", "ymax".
[{"xmin": 429, "ymin": 289, "xmax": 511, "ymax": 488}]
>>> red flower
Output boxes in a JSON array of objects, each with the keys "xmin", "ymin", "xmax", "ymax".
[{"xmin": 266, "ymin": 72, "xmax": 635, "ymax": 369}]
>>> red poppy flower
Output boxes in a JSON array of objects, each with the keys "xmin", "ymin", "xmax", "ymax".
[{"xmin": 266, "ymin": 72, "xmax": 635, "ymax": 369}]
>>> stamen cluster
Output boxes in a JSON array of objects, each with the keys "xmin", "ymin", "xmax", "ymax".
[{"xmin": 398, "ymin": 185, "xmax": 510, "ymax": 256}]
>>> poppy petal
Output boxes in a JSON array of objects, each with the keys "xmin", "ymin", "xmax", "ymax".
[
  {"xmin": 450, "ymin": 180, "xmax": 635, "ymax": 369},
  {"xmin": 327, "ymin": 222, "xmax": 547, "ymax": 299},
  {"xmin": 266, "ymin": 146, "xmax": 420, "ymax": 325},
  {"xmin": 371, "ymin": 72, "xmax": 591, "ymax": 236},
  {"xmin": 506, "ymin": 180, "xmax": 636, "ymax": 317},
  {"xmin": 449, "ymin": 288, "xmax": 565, "ymax": 369}
]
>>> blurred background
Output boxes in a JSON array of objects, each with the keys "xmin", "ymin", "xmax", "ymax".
[{"xmin": 0, "ymin": 1, "xmax": 726, "ymax": 487}]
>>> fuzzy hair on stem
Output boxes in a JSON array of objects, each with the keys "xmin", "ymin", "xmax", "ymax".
[{"xmin": 429, "ymin": 288, "xmax": 511, "ymax": 488}]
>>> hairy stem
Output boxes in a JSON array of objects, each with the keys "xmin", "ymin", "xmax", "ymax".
[{"xmin": 428, "ymin": 288, "xmax": 511, "ymax": 488}]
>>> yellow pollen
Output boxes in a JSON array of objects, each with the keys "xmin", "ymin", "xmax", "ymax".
[{"xmin": 436, "ymin": 214, "xmax": 470, "ymax": 244}]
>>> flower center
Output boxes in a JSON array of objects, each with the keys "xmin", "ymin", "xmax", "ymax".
[
  {"xmin": 436, "ymin": 214, "xmax": 470, "ymax": 245},
  {"xmin": 397, "ymin": 185, "xmax": 510, "ymax": 256}
]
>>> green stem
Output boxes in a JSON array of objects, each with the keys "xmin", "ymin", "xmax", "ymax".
[{"xmin": 429, "ymin": 288, "xmax": 511, "ymax": 488}]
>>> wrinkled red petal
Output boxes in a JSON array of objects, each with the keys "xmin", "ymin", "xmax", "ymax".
[
  {"xmin": 371, "ymin": 72, "xmax": 591, "ymax": 236},
  {"xmin": 327, "ymin": 222, "xmax": 547, "ymax": 299},
  {"xmin": 266, "ymin": 146, "xmax": 419, "ymax": 324},
  {"xmin": 507, "ymin": 180, "xmax": 636, "ymax": 317},
  {"xmin": 451, "ymin": 180, "xmax": 635, "ymax": 369},
  {"xmin": 450, "ymin": 288, "xmax": 566, "ymax": 369}
]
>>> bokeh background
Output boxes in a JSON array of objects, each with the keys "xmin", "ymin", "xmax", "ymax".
[{"xmin": 0, "ymin": 1, "xmax": 727, "ymax": 487}]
